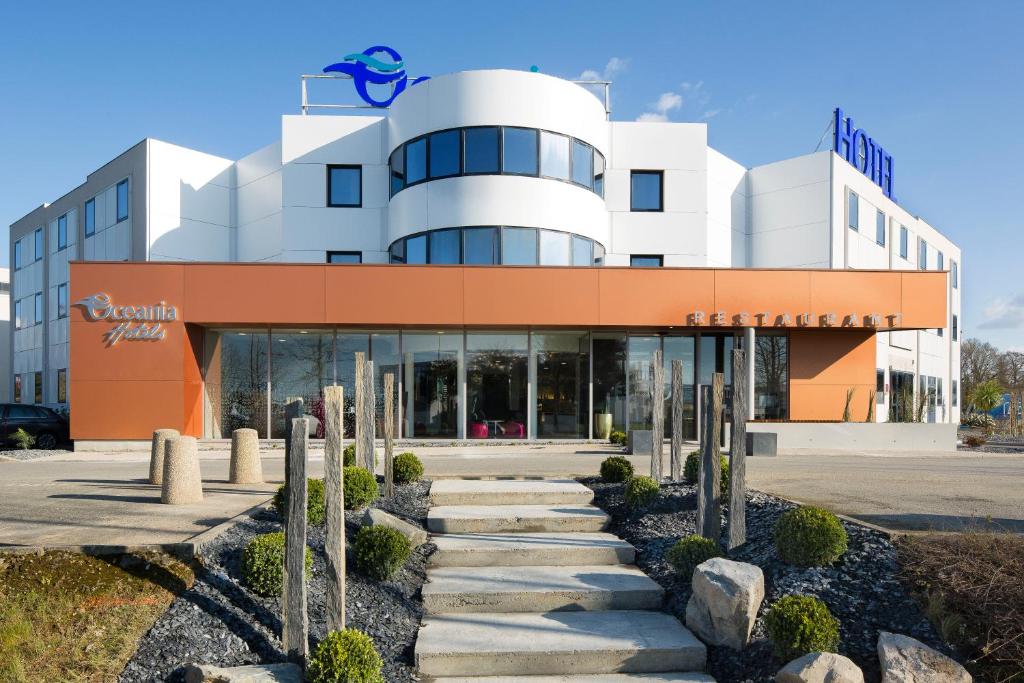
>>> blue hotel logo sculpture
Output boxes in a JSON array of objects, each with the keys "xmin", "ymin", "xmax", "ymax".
[
  {"xmin": 832, "ymin": 107, "xmax": 895, "ymax": 200},
  {"xmin": 323, "ymin": 46, "xmax": 429, "ymax": 108}
]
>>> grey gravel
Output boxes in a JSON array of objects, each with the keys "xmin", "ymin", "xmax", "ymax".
[
  {"xmin": 0, "ymin": 448, "xmax": 72, "ymax": 461},
  {"xmin": 120, "ymin": 479, "xmax": 433, "ymax": 682}
]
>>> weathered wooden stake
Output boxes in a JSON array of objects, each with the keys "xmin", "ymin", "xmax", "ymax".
[
  {"xmin": 361, "ymin": 360, "xmax": 375, "ymax": 472},
  {"xmin": 282, "ymin": 415, "xmax": 309, "ymax": 664},
  {"xmin": 383, "ymin": 373, "xmax": 395, "ymax": 498},
  {"xmin": 728, "ymin": 350, "xmax": 747, "ymax": 550},
  {"xmin": 354, "ymin": 352, "xmax": 366, "ymax": 470},
  {"xmin": 323, "ymin": 385, "xmax": 345, "ymax": 631},
  {"xmin": 697, "ymin": 373, "xmax": 723, "ymax": 541},
  {"xmin": 650, "ymin": 350, "xmax": 664, "ymax": 480},
  {"xmin": 670, "ymin": 359, "xmax": 684, "ymax": 481}
]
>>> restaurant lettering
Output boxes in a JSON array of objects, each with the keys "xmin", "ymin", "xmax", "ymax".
[
  {"xmin": 73, "ymin": 293, "xmax": 177, "ymax": 346},
  {"xmin": 688, "ymin": 310, "xmax": 901, "ymax": 328}
]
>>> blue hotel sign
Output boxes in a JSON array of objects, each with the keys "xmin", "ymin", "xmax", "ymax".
[
  {"xmin": 832, "ymin": 107, "xmax": 895, "ymax": 200},
  {"xmin": 323, "ymin": 46, "xmax": 429, "ymax": 108}
]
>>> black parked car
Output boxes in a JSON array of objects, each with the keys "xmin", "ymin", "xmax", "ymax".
[{"xmin": 1, "ymin": 404, "xmax": 69, "ymax": 449}]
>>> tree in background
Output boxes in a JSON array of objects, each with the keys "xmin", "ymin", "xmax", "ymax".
[
  {"xmin": 997, "ymin": 351, "xmax": 1024, "ymax": 435},
  {"xmin": 961, "ymin": 339, "xmax": 999, "ymax": 407},
  {"xmin": 969, "ymin": 379, "xmax": 1005, "ymax": 415}
]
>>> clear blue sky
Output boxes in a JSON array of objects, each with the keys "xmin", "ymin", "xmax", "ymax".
[{"xmin": 2, "ymin": 1, "xmax": 1021, "ymax": 349}]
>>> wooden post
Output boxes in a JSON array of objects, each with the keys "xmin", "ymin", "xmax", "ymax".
[
  {"xmin": 323, "ymin": 385, "xmax": 345, "ymax": 631},
  {"xmin": 650, "ymin": 349, "xmax": 664, "ymax": 481},
  {"xmin": 282, "ymin": 416, "xmax": 309, "ymax": 664},
  {"xmin": 670, "ymin": 359, "xmax": 684, "ymax": 481},
  {"xmin": 354, "ymin": 352, "xmax": 366, "ymax": 470},
  {"xmin": 697, "ymin": 373, "xmax": 723, "ymax": 541},
  {"xmin": 383, "ymin": 373, "xmax": 395, "ymax": 498},
  {"xmin": 728, "ymin": 350, "xmax": 747, "ymax": 550},
  {"xmin": 361, "ymin": 360, "xmax": 375, "ymax": 472}
]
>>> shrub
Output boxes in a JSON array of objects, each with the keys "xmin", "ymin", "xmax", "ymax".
[
  {"xmin": 666, "ymin": 535, "xmax": 723, "ymax": 580},
  {"xmin": 774, "ymin": 506, "xmax": 848, "ymax": 566},
  {"xmin": 241, "ymin": 531, "xmax": 312, "ymax": 597},
  {"xmin": 11, "ymin": 428, "xmax": 35, "ymax": 450},
  {"xmin": 307, "ymin": 628, "xmax": 384, "ymax": 683},
  {"xmin": 354, "ymin": 525, "xmax": 412, "ymax": 581},
  {"xmin": 344, "ymin": 466, "xmax": 379, "ymax": 510},
  {"xmin": 624, "ymin": 475, "xmax": 660, "ymax": 509},
  {"xmin": 609, "ymin": 430, "xmax": 627, "ymax": 446},
  {"xmin": 684, "ymin": 451, "xmax": 730, "ymax": 494},
  {"xmin": 272, "ymin": 478, "xmax": 326, "ymax": 525},
  {"xmin": 764, "ymin": 595, "xmax": 840, "ymax": 661},
  {"xmin": 964, "ymin": 435, "xmax": 986, "ymax": 448},
  {"xmin": 600, "ymin": 455, "xmax": 634, "ymax": 483},
  {"xmin": 343, "ymin": 444, "xmax": 357, "ymax": 467},
  {"xmin": 393, "ymin": 452, "xmax": 424, "ymax": 484}
]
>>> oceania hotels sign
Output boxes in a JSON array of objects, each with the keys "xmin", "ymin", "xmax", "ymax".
[
  {"xmin": 323, "ymin": 45, "xmax": 429, "ymax": 108},
  {"xmin": 74, "ymin": 293, "xmax": 177, "ymax": 346},
  {"xmin": 832, "ymin": 107, "xmax": 895, "ymax": 200}
]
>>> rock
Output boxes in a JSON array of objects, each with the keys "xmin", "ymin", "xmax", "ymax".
[
  {"xmin": 877, "ymin": 631, "xmax": 971, "ymax": 682},
  {"xmin": 183, "ymin": 663, "xmax": 303, "ymax": 682},
  {"xmin": 362, "ymin": 507, "xmax": 428, "ymax": 547},
  {"xmin": 685, "ymin": 556, "xmax": 764, "ymax": 650},
  {"xmin": 776, "ymin": 652, "xmax": 865, "ymax": 683}
]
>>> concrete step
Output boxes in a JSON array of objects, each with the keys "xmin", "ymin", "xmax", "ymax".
[
  {"xmin": 429, "ymin": 479, "xmax": 595, "ymax": 506},
  {"xmin": 430, "ymin": 532, "xmax": 635, "ymax": 567},
  {"xmin": 427, "ymin": 504, "xmax": 609, "ymax": 534},
  {"xmin": 415, "ymin": 610, "xmax": 706, "ymax": 677},
  {"xmin": 422, "ymin": 564, "xmax": 664, "ymax": 613},
  {"xmin": 432, "ymin": 674, "xmax": 716, "ymax": 682}
]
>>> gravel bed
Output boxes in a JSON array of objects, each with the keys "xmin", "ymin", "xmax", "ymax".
[
  {"xmin": 0, "ymin": 447, "xmax": 73, "ymax": 461},
  {"xmin": 121, "ymin": 479, "xmax": 433, "ymax": 682},
  {"xmin": 582, "ymin": 477, "xmax": 960, "ymax": 683}
]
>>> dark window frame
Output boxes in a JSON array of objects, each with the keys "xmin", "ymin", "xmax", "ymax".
[
  {"xmin": 326, "ymin": 251, "xmax": 362, "ymax": 264},
  {"xmin": 57, "ymin": 214, "xmax": 68, "ymax": 251},
  {"xmin": 57, "ymin": 283, "xmax": 68, "ymax": 319},
  {"xmin": 952, "ymin": 314, "xmax": 958, "ymax": 341},
  {"xmin": 34, "ymin": 228, "xmax": 43, "ymax": 261},
  {"xmin": 57, "ymin": 368, "xmax": 67, "ymax": 403},
  {"xmin": 951, "ymin": 260, "xmax": 958, "ymax": 289},
  {"xmin": 848, "ymin": 190, "xmax": 858, "ymax": 231},
  {"xmin": 899, "ymin": 225, "xmax": 908, "ymax": 259},
  {"xmin": 389, "ymin": 226, "xmax": 603, "ymax": 267},
  {"xmin": 919, "ymin": 238, "xmax": 928, "ymax": 271},
  {"xmin": 116, "ymin": 179, "xmax": 129, "ymax": 222},
  {"xmin": 630, "ymin": 254, "xmax": 664, "ymax": 267},
  {"xmin": 875, "ymin": 210, "xmax": 885, "ymax": 246},
  {"xmin": 501, "ymin": 126, "xmax": 540, "ymax": 177},
  {"xmin": 428, "ymin": 129, "xmax": 463, "ymax": 180},
  {"xmin": 13, "ymin": 239, "xmax": 21, "ymax": 270},
  {"xmin": 85, "ymin": 197, "xmax": 96, "ymax": 236},
  {"xmin": 34, "ymin": 371, "xmax": 42, "ymax": 404},
  {"xmin": 630, "ymin": 171, "xmax": 664, "ymax": 212},
  {"xmin": 326, "ymin": 165, "xmax": 363, "ymax": 208},
  {"xmin": 34, "ymin": 292, "xmax": 42, "ymax": 326}
]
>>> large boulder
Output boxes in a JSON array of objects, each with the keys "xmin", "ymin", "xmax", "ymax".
[
  {"xmin": 361, "ymin": 507, "xmax": 428, "ymax": 547},
  {"xmin": 877, "ymin": 631, "xmax": 971, "ymax": 682},
  {"xmin": 776, "ymin": 652, "xmax": 865, "ymax": 683},
  {"xmin": 183, "ymin": 663, "xmax": 302, "ymax": 682},
  {"xmin": 685, "ymin": 556, "xmax": 764, "ymax": 650}
]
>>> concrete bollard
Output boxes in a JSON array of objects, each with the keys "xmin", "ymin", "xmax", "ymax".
[
  {"xmin": 149, "ymin": 429, "xmax": 179, "ymax": 485},
  {"xmin": 161, "ymin": 435, "xmax": 203, "ymax": 504},
  {"xmin": 229, "ymin": 428, "xmax": 263, "ymax": 484}
]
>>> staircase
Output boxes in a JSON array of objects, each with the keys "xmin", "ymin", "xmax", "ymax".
[{"xmin": 415, "ymin": 479, "xmax": 713, "ymax": 682}]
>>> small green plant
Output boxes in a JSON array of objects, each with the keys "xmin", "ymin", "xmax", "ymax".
[
  {"xmin": 764, "ymin": 595, "xmax": 840, "ymax": 660},
  {"xmin": 600, "ymin": 455, "xmax": 634, "ymax": 483},
  {"xmin": 354, "ymin": 525, "xmax": 412, "ymax": 581},
  {"xmin": 666, "ymin": 535, "xmax": 722, "ymax": 580},
  {"xmin": 241, "ymin": 532, "xmax": 312, "ymax": 597},
  {"xmin": 842, "ymin": 387, "xmax": 855, "ymax": 422},
  {"xmin": 344, "ymin": 466, "xmax": 379, "ymax": 510},
  {"xmin": 343, "ymin": 444, "xmax": 357, "ymax": 467},
  {"xmin": 684, "ymin": 451, "xmax": 730, "ymax": 494},
  {"xmin": 774, "ymin": 506, "xmax": 848, "ymax": 566},
  {"xmin": 866, "ymin": 390, "xmax": 876, "ymax": 422},
  {"xmin": 623, "ymin": 475, "xmax": 660, "ymax": 509},
  {"xmin": 609, "ymin": 430, "xmax": 627, "ymax": 446},
  {"xmin": 272, "ymin": 478, "xmax": 326, "ymax": 525},
  {"xmin": 392, "ymin": 452, "xmax": 424, "ymax": 484},
  {"xmin": 11, "ymin": 428, "xmax": 35, "ymax": 450},
  {"xmin": 306, "ymin": 628, "xmax": 385, "ymax": 683}
]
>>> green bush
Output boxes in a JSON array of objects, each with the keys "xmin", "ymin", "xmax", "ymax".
[
  {"xmin": 666, "ymin": 535, "xmax": 723, "ymax": 580},
  {"xmin": 344, "ymin": 466, "xmax": 379, "ymax": 510},
  {"xmin": 307, "ymin": 628, "xmax": 384, "ymax": 683},
  {"xmin": 774, "ymin": 506, "xmax": 849, "ymax": 566},
  {"xmin": 241, "ymin": 532, "xmax": 312, "ymax": 597},
  {"xmin": 609, "ymin": 430, "xmax": 627, "ymax": 446},
  {"xmin": 354, "ymin": 525, "xmax": 412, "ymax": 581},
  {"xmin": 684, "ymin": 451, "xmax": 730, "ymax": 494},
  {"xmin": 624, "ymin": 475, "xmax": 660, "ymax": 509},
  {"xmin": 393, "ymin": 452, "xmax": 424, "ymax": 484},
  {"xmin": 343, "ymin": 444, "xmax": 357, "ymax": 467},
  {"xmin": 764, "ymin": 595, "xmax": 840, "ymax": 661},
  {"xmin": 11, "ymin": 428, "xmax": 35, "ymax": 450},
  {"xmin": 272, "ymin": 478, "xmax": 326, "ymax": 525},
  {"xmin": 600, "ymin": 455, "xmax": 634, "ymax": 483}
]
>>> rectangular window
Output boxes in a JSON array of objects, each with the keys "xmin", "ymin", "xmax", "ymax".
[
  {"xmin": 34, "ymin": 292, "xmax": 42, "ymax": 325},
  {"xmin": 952, "ymin": 314, "xmax": 958, "ymax": 341},
  {"xmin": 34, "ymin": 371, "xmax": 42, "ymax": 404},
  {"xmin": 57, "ymin": 283, "xmax": 68, "ymax": 318},
  {"xmin": 428, "ymin": 229, "xmax": 461, "ymax": 264},
  {"xmin": 937, "ymin": 250, "xmax": 944, "ymax": 271},
  {"xmin": 406, "ymin": 138, "xmax": 427, "ymax": 184},
  {"xmin": 952, "ymin": 380, "xmax": 958, "ymax": 408},
  {"xmin": 539, "ymin": 230, "xmax": 570, "ymax": 265},
  {"xmin": 630, "ymin": 171, "xmax": 663, "ymax": 211},
  {"xmin": 594, "ymin": 151, "xmax": 605, "ymax": 197},
  {"xmin": 389, "ymin": 239, "xmax": 405, "ymax": 264},
  {"xmin": 14, "ymin": 240, "xmax": 21, "ymax": 269},
  {"xmin": 502, "ymin": 127, "xmax": 538, "ymax": 175},
  {"xmin": 326, "ymin": 251, "xmax": 361, "ymax": 264},
  {"xmin": 327, "ymin": 165, "xmax": 362, "ymax": 207},
  {"xmin": 571, "ymin": 139, "xmax": 593, "ymax": 189},
  {"xmin": 405, "ymin": 234, "xmax": 427, "ymax": 264},
  {"xmin": 57, "ymin": 369, "xmax": 67, "ymax": 403},
  {"xmin": 952, "ymin": 260, "xmax": 958, "ymax": 288},
  {"xmin": 755, "ymin": 335, "xmax": 789, "ymax": 419},
  {"xmin": 571, "ymin": 235, "xmax": 593, "ymax": 266},
  {"xmin": 13, "ymin": 375, "xmax": 21, "ymax": 403},
  {"xmin": 631, "ymin": 254, "xmax": 663, "ymax": 267},
  {"xmin": 34, "ymin": 227, "xmax": 43, "ymax": 261},
  {"xmin": 899, "ymin": 225, "xmax": 908, "ymax": 259},
  {"xmin": 875, "ymin": 210, "xmax": 885, "ymax": 246},
  {"xmin": 876, "ymin": 369, "xmax": 885, "ymax": 403},
  {"xmin": 57, "ymin": 214, "xmax": 68, "ymax": 250},
  {"xmin": 14, "ymin": 300, "xmax": 22, "ymax": 329},
  {"xmin": 85, "ymin": 198, "xmax": 96, "ymax": 236},
  {"xmin": 463, "ymin": 227, "xmax": 500, "ymax": 265},
  {"xmin": 501, "ymin": 227, "xmax": 538, "ymax": 265},
  {"xmin": 116, "ymin": 179, "xmax": 129, "ymax": 222},
  {"xmin": 848, "ymin": 190, "xmax": 858, "ymax": 230},
  {"xmin": 919, "ymin": 239, "xmax": 927, "ymax": 270},
  {"xmin": 389, "ymin": 147, "xmax": 404, "ymax": 196},
  {"xmin": 463, "ymin": 127, "xmax": 500, "ymax": 174},
  {"xmin": 539, "ymin": 131, "xmax": 570, "ymax": 180},
  {"xmin": 429, "ymin": 129, "xmax": 461, "ymax": 179}
]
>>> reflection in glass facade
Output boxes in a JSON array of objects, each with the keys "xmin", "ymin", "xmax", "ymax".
[
  {"xmin": 755, "ymin": 335, "xmax": 788, "ymax": 419},
  {"xmin": 270, "ymin": 330, "xmax": 333, "ymax": 439},
  {"xmin": 390, "ymin": 227, "xmax": 603, "ymax": 267},
  {"xmin": 534, "ymin": 332, "xmax": 589, "ymax": 438},
  {"xmin": 205, "ymin": 330, "xmax": 268, "ymax": 439},
  {"xmin": 336, "ymin": 333, "xmax": 369, "ymax": 438},
  {"xmin": 467, "ymin": 334, "xmax": 528, "ymax": 439},
  {"xmin": 628, "ymin": 337, "xmax": 660, "ymax": 430},
  {"xmin": 663, "ymin": 336, "xmax": 696, "ymax": 439},
  {"xmin": 593, "ymin": 333, "xmax": 626, "ymax": 435},
  {"xmin": 403, "ymin": 333, "xmax": 460, "ymax": 437}
]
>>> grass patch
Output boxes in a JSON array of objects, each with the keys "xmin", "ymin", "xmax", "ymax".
[
  {"xmin": 898, "ymin": 532, "xmax": 1024, "ymax": 682},
  {"xmin": 0, "ymin": 551, "xmax": 193, "ymax": 683}
]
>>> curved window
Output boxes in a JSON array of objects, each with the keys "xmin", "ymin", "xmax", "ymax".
[
  {"xmin": 389, "ymin": 227, "xmax": 605, "ymax": 266},
  {"xmin": 389, "ymin": 126, "xmax": 606, "ymax": 199}
]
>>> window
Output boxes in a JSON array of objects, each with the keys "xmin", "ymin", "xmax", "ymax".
[
  {"xmin": 406, "ymin": 138, "xmax": 427, "ymax": 184},
  {"xmin": 327, "ymin": 251, "xmax": 361, "ymax": 264},
  {"xmin": 572, "ymin": 235, "xmax": 592, "ymax": 266},
  {"xmin": 34, "ymin": 292, "xmax": 42, "ymax": 325},
  {"xmin": 57, "ymin": 369, "xmax": 66, "ymax": 403},
  {"xmin": 57, "ymin": 214, "xmax": 68, "ymax": 250},
  {"xmin": 34, "ymin": 228, "xmax": 43, "ymax": 261},
  {"xmin": 952, "ymin": 380, "xmax": 958, "ymax": 408},
  {"xmin": 594, "ymin": 150, "xmax": 605, "ymax": 197},
  {"xmin": 951, "ymin": 260, "xmax": 958, "ymax": 288},
  {"xmin": 116, "ymin": 179, "xmax": 129, "ymax": 222},
  {"xmin": 539, "ymin": 230, "xmax": 569, "ymax": 265},
  {"xmin": 429, "ymin": 130, "xmax": 461, "ymax": 179},
  {"xmin": 405, "ymin": 234, "xmax": 427, "ymax": 264},
  {"xmin": 13, "ymin": 375, "xmax": 21, "ymax": 403},
  {"xmin": 755, "ymin": 335, "xmax": 789, "ymax": 419},
  {"xmin": 848, "ymin": 191, "xmax": 858, "ymax": 230},
  {"xmin": 389, "ymin": 147, "xmax": 404, "ymax": 196},
  {"xmin": 85, "ymin": 198, "xmax": 96, "ymax": 236},
  {"xmin": 875, "ymin": 210, "xmax": 885, "ymax": 246},
  {"xmin": 919, "ymin": 239, "xmax": 927, "ymax": 270},
  {"xmin": 327, "ymin": 165, "xmax": 361, "ymax": 207},
  {"xmin": 464, "ymin": 127, "xmax": 500, "ymax": 174},
  {"xmin": 876, "ymin": 369, "xmax": 885, "ymax": 403},
  {"xmin": 428, "ymin": 229, "xmax": 461, "ymax": 264},
  {"xmin": 631, "ymin": 254, "xmax": 663, "ymax": 267},
  {"xmin": 899, "ymin": 225, "xmax": 908, "ymax": 259},
  {"xmin": 952, "ymin": 314, "xmax": 958, "ymax": 341},
  {"xmin": 502, "ymin": 127, "xmax": 538, "ymax": 175},
  {"xmin": 57, "ymin": 283, "xmax": 68, "ymax": 318},
  {"xmin": 594, "ymin": 243, "xmax": 605, "ymax": 265},
  {"xmin": 539, "ymin": 131, "xmax": 570, "ymax": 180},
  {"xmin": 502, "ymin": 227, "xmax": 538, "ymax": 265},
  {"xmin": 630, "ymin": 171, "xmax": 663, "ymax": 211},
  {"xmin": 937, "ymin": 250, "xmax": 944, "ymax": 271},
  {"xmin": 571, "ymin": 139, "xmax": 593, "ymax": 189},
  {"xmin": 34, "ymin": 371, "xmax": 42, "ymax": 404},
  {"xmin": 13, "ymin": 240, "xmax": 21, "ymax": 270},
  {"xmin": 390, "ymin": 227, "xmax": 602, "ymax": 267},
  {"xmin": 463, "ymin": 227, "xmax": 500, "ymax": 265},
  {"xmin": 14, "ymin": 300, "xmax": 22, "ymax": 329}
]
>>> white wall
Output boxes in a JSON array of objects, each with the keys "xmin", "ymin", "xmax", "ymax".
[
  {"xmin": 83, "ymin": 180, "xmax": 132, "ymax": 262},
  {"xmin": 707, "ymin": 148, "xmax": 748, "ymax": 267},
  {"xmin": 236, "ymin": 141, "xmax": 283, "ymax": 262}
]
